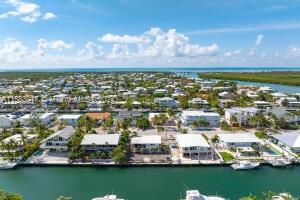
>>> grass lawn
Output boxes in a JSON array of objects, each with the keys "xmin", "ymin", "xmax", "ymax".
[
  {"xmin": 199, "ymin": 71, "xmax": 300, "ymax": 86},
  {"xmin": 219, "ymin": 151, "xmax": 234, "ymax": 162}
]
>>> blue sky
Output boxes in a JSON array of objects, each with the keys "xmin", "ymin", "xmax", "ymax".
[{"xmin": 0, "ymin": 0, "xmax": 300, "ymax": 68}]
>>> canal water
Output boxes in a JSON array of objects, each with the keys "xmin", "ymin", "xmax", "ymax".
[
  {"xmin": 175, "ymin": 72, "xmax": 300, "ymax": 93},
  {"xmin": 0, "ymin": 166, "xmax": 299, "ymax": 200}
]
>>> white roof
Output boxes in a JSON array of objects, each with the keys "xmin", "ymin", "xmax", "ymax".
[
  {"xmin": 131, "ymin": 135, "xmax": 161, "ymax": 145},
  {"xmin": 58, "ymin": 114, "xmax": 81, "ymax": 120},
  {"xmin": 148, "ymin": 113, "xmax": 169, "ymax": 119},
  {"xmin": 155, "ymin": 89, "xmax": 168, "ymax": 92},
  {"xmin": 176, "ymin": 134, "xmax": 210, "ymax": 148},
  {"xmin": 273, "ymin": 132, "xmax": 300, "ymax": 148},
  {"xmin": 218, "ymin": 133, "xmax": 262, "ymax": 143},
  {"xmin": 54, "ymin": 94, "xmax": 68, "ymax": 98},
  {"xmin": 253, "ymin": 101, "xmax": 271, "ymax": 104},
  {"xmin": 42, "ymin": 126, "xmax": 75, "ymax": 143},
  {"xmin": 19, "ymin": 114, "xmax": 31, "ymax": 119},
  {"xmin": 226, "ymin": 107, "xmax": 259, "ymax": 113},
  {"xmin": 182, "ymin": 110, "xmax": 220, "ymax": 117},
  {"xmin": 272, "ymin": 92, "xmax": 287, "ymax": 97},
  {"xmin": 40, "ymin": 113, "xmax": 55, "ymax": 119},
  {"xmin": 3, "ymin": 134, "xmax": 36, "ymax": 145},
  {"xmin": 81, "ymin": 134, "xmax": 120, "ymax": 146}
]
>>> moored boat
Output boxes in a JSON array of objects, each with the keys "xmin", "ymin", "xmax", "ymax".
[
  {"xmin": 231, "ymin": 160, "xmax": 260, "ymax": 170},
  {"xmin": 91, "ymin": 194, "xmax": 124, "ymax": 200},
  {"xmin": 0, "ymin": 159, "xmax": 18, "ymax": 170},
  {"xmin": 270, "ymin": 158, "xmax": 292, "ymax": 167},
  {"xmin": 185, "ymin": 190, "xmax": 225, "ymax": 200}
]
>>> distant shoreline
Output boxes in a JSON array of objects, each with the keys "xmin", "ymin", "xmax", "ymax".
[
  {"xmin": 199, "ymin": 71, "xmax": 300, "ymax": 87},
  {"xmin": 1, "ymin": 67, "xmax": 300, "ymax": 73}
]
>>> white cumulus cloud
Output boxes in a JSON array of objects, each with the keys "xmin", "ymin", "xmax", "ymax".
[
  {"xmin": 0, "ymin": 38, "xmax": 29, "ymax": 62},
  {"xmin": 78, "ymin": 42, "xmax": 104, "ymax": 60},
  {"xmin": 0, "ymin": 0, "xmax": 57, "ymax": 23},
  {"xmin": 98, "ymin": 27, "xmax": 219, "ymax": 59},
  {"xmin": 35, "ymin": 39, "xmax": 73, "ymax": 56},
  {"xmin": 223, "ymin": 49, "xmax": 241, "ymax": 57},
  {"xmin": 43, "ymin": 12, "xmax": 57, "ymax": 20},
  {"xmin": 99, "ymin": 33, "xmax": 150, "ymax": 44}
]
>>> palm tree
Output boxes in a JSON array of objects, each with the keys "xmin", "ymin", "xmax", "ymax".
[
  {"xmin": 249, "ymin": 115, "xmax": 260, "ymax": 128},
  {"xmin": 157, "ymin": 126, "xmax": 165, "ymax": 134},
  {"xmin": 176, "ymin": 119, "xmax": 182, "ymax": 130},
  {"xmin": 180, "ymin": 128, "xmax": 188, "ymax": 134}
]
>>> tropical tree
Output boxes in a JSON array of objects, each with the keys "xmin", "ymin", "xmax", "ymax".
[
  {"xmin": 77, "ymin": 116, "xmax": 96, "ymax": 134},
  {"xmin": 0, "ymin": 188, "xmax": 23, "ymax": 200},
  {"xmin": 191, "ymin": 119, "xmax": 209, "ymax": 129},
  {"xmin": 136, "ymin": 117, "xmax": 150, "ymax": 130},
  {"xmin": 249, "ymin": 114, "xmax": 270, "ymax": 128},
  {"xmin": 151, "ymin": 113, "xmax": 168, "ymax": 126},
  {"xmin": 180, "ymin": 128, "xmax": 188, "ymax": 134},
  {"xmin": 166, "ymin": 108, "xmax": 176, "ymax": 119},
  {"xmin": 176, "ymin": 120, "xmax": 182, "ymax": 130},
  {"xmin": 281, "ymin": 98, "xmax": 289, "ymax": 107},
  {"xmin": 178, "ymin": 96, "xmax": 189, "ymax": 109},
  {"xmin": 211, "ymin": 135, "xmax": 219, "ymax": 143},
  {"xmin": 102, "ymin": 117, "xmax": 113, "ymax": 131},
  {"xmin": 156, "ymin": 126, "xmax": 165, "ymax": 134}
]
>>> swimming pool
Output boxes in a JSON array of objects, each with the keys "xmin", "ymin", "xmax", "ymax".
[{"xmin": 263, "ymin": 146, "xmax": 281, "ymax": 155}]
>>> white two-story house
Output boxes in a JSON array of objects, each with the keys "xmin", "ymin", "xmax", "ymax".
[
  {"xmin": 40, "ymin": 126, "xmax": 76, "ymax": 151},
  {"xmin": 175, "ymin": 134, "xmax": 212, "ymax": 159}
]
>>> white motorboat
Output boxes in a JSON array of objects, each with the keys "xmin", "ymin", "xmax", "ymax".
[
  {"xmin": 91, "ymin": 195, "xmax": 124, "ymax": 200},
  {"xmin": 272, "ymin": 193, "xmax": 295, "ymax": 200},
  {"xmin": 0, "ymin": 159, "xmax": 18, "ymax": 169},
  {"xmin": 185, "ymin": 190, "xmax": 225, "ymax": 200},
  {"xmin": 231, "ymin": 161, "xmax": 260, "ymax": 170},
  {"xmin": 270, "ymin": 158, "xmax": 292, "ymax": 167}
]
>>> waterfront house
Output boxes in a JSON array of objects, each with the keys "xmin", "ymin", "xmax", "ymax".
[
  {"xmin": 1, "ymin": 134, "xmax": 37, "ymax": 155},
  {"xmin": 180, "ymin": 110, "xmax": 220, "ymax": 127},
  {"xmin": 57, "ymin": 114, "xmax": 81, "ymax": 126},
  {"xmin": 20, "ymin": 113, "xmax": 55, "ymax": 127},
  {"xmin": 0, "ymin": 111, "xmax": 25, "ymax": 128},
  {"xmin": 117, "ymin": 111, "xmax": 143, "ymax": 118},
  {"xmin": 272, "ymin": 132, "xmax": 300, "ymax": 153},
  {"xmin": 40, "ymin": 126, "xmax": 76, "ymax": 151},
  {"xmin": 131, "ymin": 135, "xmax": 161, "ymax": 153},
  {"xmin": 175, "ymin": 134, "xmax": 212, "ymax": 159},
  {"xmin": 278, "ymin": 97, "xmax": 300, "ymax": 109},
  {"xmin": 271, "ymin": 92, "xmax": 287, "ymax": 99},
  {"xmin": 0, "ymin": 115, "xmax": 15, "ymax": 128},
  {"xmin": 85, "ymin": 112, "xmax": 111, "ymax": 125},
  {"xmin": 80, "ymin": 134, "xmax": 120, "ymax": 152},
  {"xmin": 258, "ymin": 86, "xmax": 273, "ymax": 93},
  {"xmin": 218, "ymin": 133, "xmax": 262, "ymax": 156},
  {"xmin": 268, "ymin": 107, "xmax": 299, "ymax": 123},
  {"xmin": 224, "ymin": 107, "xmax": 259, "ymax": 126},
  {"xmin": 154, "ymin": 97, "xmax": 179, "ymax": 108},
  {"xmin": 217, "ymin": 133, "xmax": 262, "ymax": 149}
]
